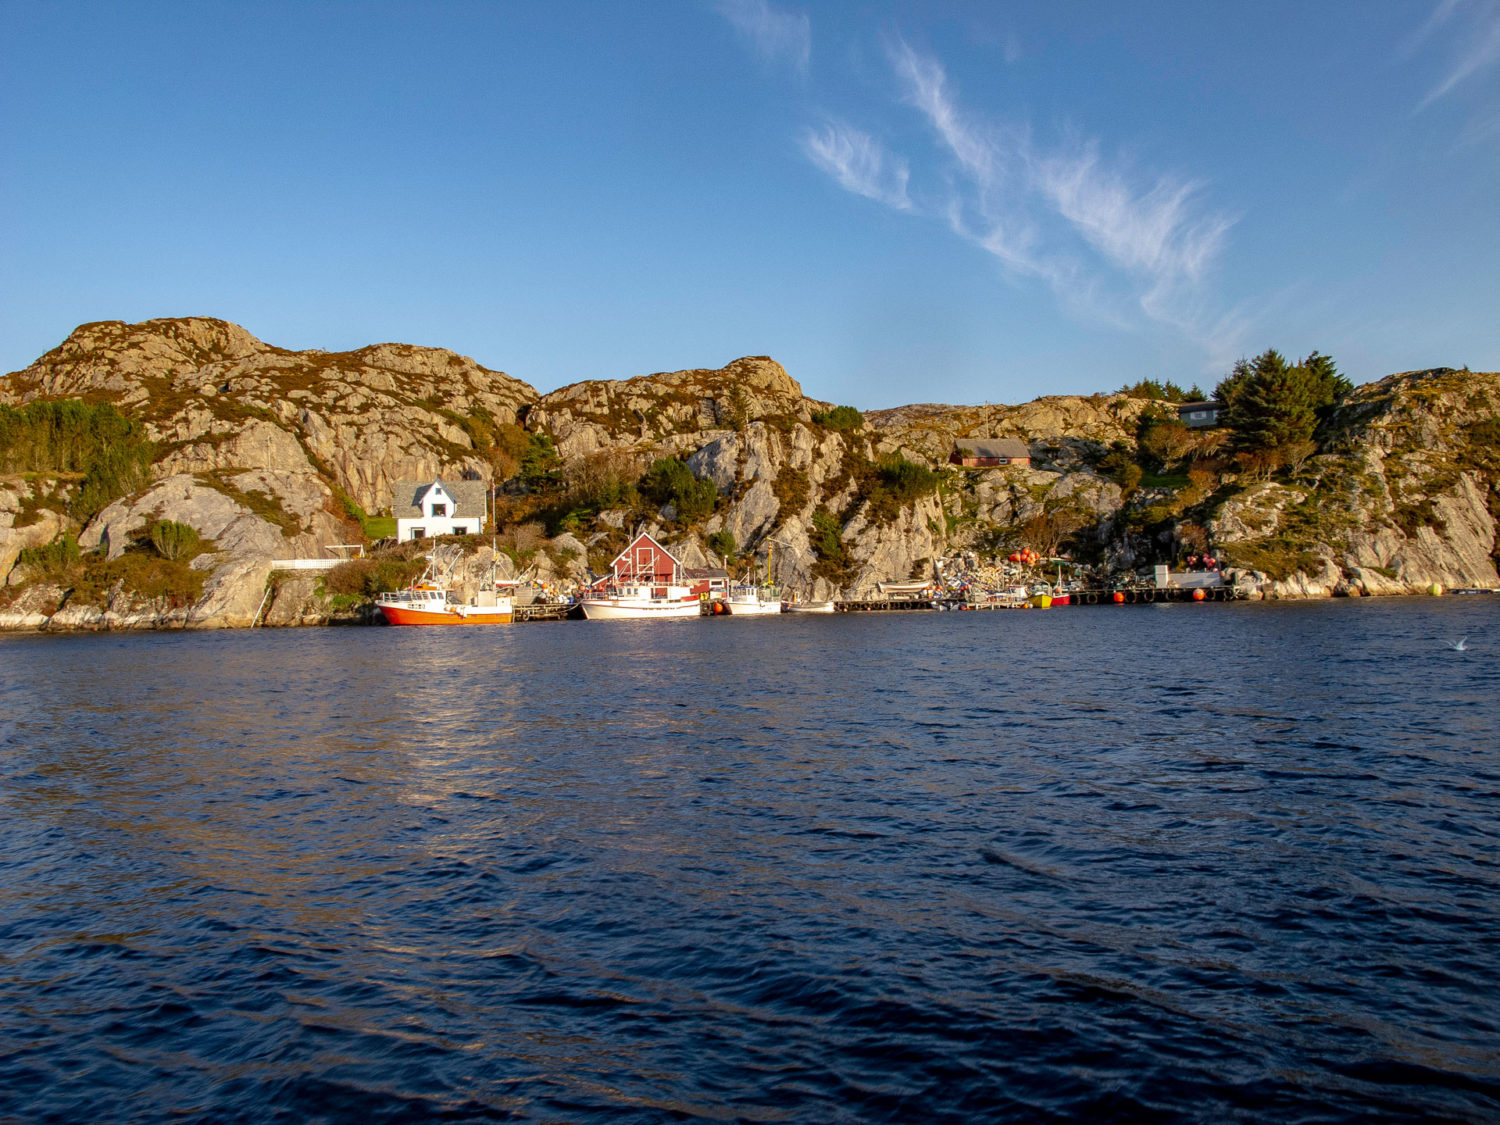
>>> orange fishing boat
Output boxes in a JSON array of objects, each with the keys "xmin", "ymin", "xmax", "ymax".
[{"xmin": 375, "ymin": 552, "xmax": 514, "ymax": 625}]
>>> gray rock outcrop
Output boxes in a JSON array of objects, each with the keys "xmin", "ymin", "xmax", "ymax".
[{"xmin": 3, "ymin": 318, "xmax": 1497, "ymax": 628}]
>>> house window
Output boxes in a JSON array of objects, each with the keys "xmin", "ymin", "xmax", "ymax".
[
  {"xmin": 431, "ymin": 503, "xmax": 447, "ymax": 517},
  {"xmin": 411, "ymin": 527, "xmax": 426, "ymax": 539},
  {"xmin": 452, "ymin": 527, "xmax": 464, "ymax": 537}
]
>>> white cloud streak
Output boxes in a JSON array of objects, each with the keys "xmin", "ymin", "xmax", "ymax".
[
  {"xmin": 718, "ymin": 0, "xmax": 810, "ymax": 74},
  {"xmin": 804, "ymin": 38, "xmax": 1240, "ymax": 355},
  {"xmin": 801, "ymin": 121, "xmax": 912, "ymax": 210},
  {"xmin": 1414, "ymin": 0, "xmax": 1500, "ymax": 108}
]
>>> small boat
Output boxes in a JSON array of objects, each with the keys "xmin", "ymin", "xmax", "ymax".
[
  {"xmin": 725, "ymin": 582, "xmax": 783, "ymax": 615},
  {"xmin": 783, "ymin": 599, "xmax": 836, "ymax": 614},
  {"xmin": 375, "ymin": 553, "xmax": 513, "ymax": 625},
  {"xmin": 579, "ymin": 583, "xmax": 702, "ymax": 620}
]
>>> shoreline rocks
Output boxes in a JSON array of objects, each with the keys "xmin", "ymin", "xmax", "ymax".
[{"xmin": 2, "ymin": 320, "xmax": 1497, "ymax": 629}]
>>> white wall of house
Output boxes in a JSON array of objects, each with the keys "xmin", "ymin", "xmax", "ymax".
[{"xmin": 395, "ymin": 481, "xmax": 482, "ymax": 542}]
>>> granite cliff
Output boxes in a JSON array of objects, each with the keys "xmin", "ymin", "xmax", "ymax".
[{"xmin": 2, "ymin": 317, "xmax": 1496, "ymax": 629}]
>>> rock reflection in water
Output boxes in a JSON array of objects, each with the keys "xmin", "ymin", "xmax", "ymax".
[{"xmin": 1, "ymin": 599, "xmax": 1497, "ymax": 1122}]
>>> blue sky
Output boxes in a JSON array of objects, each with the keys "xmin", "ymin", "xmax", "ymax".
[{"xmin": 2, "ymin": 1, "xmax": 1498, "ymax": 407}]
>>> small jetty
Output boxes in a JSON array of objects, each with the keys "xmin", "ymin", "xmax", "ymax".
[
  {"xmin": 831, "ymin": 584, "xmax": 1243, "ymax": 613},
  {"xmin": 514, "ymin": 601, "xmax": 576, "ymax": 622},
  {"xmin": 837, "ymin": 597, "xmax": 945, "ymax": 612},
  {"xmin": 505, "ymin": 560, "xmax": 1254, "ymax": 622}
]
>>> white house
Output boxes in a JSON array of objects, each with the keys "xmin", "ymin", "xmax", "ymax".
[{"xmin": 391, "ymin": 478, "xmax": 487, "ymax": 542}]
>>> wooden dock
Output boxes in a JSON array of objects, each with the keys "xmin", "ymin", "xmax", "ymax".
[
  {"xmin": 515, "ymin": 602, "xmax": 577, "ymax": 622},
  {"xmin": 509, "ymin": 585, "xmax": 1243, "ymax": 621},
  {"xmin": 837, "ymin": 598, "xmax": 943, "ymax": 612}
]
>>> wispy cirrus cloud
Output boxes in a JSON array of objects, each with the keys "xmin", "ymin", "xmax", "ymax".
[
  {"xmin": 1412, "ymin": 0, "xmax": 1500, "ymax": 108},
  {"xmin": 718, "ymin": 0, "xmax": 810, "ymax": 74},
  {"xmin": 872, "ymin": 39, "xmax": 1240, "ymax": 355},
  {"xmin": 801, "ymin": 121, "xmax": 911, "ymax": 210}
]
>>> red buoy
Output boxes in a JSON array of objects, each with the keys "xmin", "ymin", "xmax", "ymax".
[
  {"xmin": 1113, "ymin": 591, "xmax": 1126, "ymax": 604},
  {"xmin": 1192, "ymin": 588, "xmax": 1206, "ymax": 602}
]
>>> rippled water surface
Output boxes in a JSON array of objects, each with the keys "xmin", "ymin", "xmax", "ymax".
[{"xmin": 2, "ymin": 598, "xmax": 1499, "ymax": 1123}]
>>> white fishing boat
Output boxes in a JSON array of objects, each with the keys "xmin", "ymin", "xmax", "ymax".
[
  {"xmin": 579, "ymin": 531, "xmax": 704, "ymax": 621},
  {"xmin": 579, "ymin": 583, "xmax": 702, "ymax": 619},
  {"xmin": 724, "ymin": 582, "xmax": 782, "ymax": 615}
]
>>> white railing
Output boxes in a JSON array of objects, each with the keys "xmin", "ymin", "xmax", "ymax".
[{"xmin": 270, "ymin": 545, "xmax": 363, "ymax": 571}]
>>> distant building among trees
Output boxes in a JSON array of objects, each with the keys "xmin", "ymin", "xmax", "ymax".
[
  {"xmin": 949, "ymin": 439, "xmax": 1031, "ymax": 468},
  {"xmin": 1176, "ymin": 401, "xmax": 1222, "ymax": 427}
]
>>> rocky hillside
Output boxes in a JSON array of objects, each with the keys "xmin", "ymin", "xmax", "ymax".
[
  {"xmin": 3, "ymin": 317, "xmax": 536, "ymax": 507},
  {"xmin": 2, "ymin": 316, "xmax": 1496, "ymax": 629},
  {"xmin": 1209, "ymin": 369, "xmax": 1500, "ymax": 596}
]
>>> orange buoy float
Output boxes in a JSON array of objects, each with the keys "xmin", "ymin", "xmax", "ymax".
[
  {"xmin": 1192, "ymin": 588, "xmax": 1206, "ymax": 601},
  {"xmin": 1113, "ymin": 591, "xmax": 1126, "ymax": 604}
]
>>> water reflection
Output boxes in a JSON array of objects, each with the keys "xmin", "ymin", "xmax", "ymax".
[{"xmin": 1, "ymin": 599, "xmax": 1497, "ymax": 1121}]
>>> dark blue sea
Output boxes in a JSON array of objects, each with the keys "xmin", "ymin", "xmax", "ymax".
[{"xmin": 2, "ymin": 598, "xmax": 1498, "ymax": 1124}]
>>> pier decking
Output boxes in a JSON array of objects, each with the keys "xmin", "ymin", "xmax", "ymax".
[
  {"xmin": 514, "ymin": 601, "xmax": 576, "ymax": 622},
  {"xmin": 500, "ymin": 585, "xmax": 1244, "ymax": 622}
]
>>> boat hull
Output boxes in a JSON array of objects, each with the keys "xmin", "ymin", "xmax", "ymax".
[
  {"xmin": 580, "ymin": 599, "xmax": 702, "ymax": 620},
  {"xmin": 376, "ymin": 602, "xmax": 513, "ymax": 625},
  {"xmin": 783, "ymin": 602, "xmax": 836, "ymax": 614},
  {"xmin": 724, "ymin": 599, "xmax": 782, "ymax": 615}
]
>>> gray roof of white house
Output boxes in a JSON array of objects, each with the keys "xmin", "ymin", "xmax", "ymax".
[
  {"xmin": 391, "ymin": 478, "xmax": 488, "ymax": 520},
  {"xmin": 953, "ymin": 438, "xmax": 1031, "ymax": 459}
]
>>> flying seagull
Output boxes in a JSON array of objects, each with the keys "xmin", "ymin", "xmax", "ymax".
[{"xmin": 1448, "ymin": 637, "xmax": 1468, "ymax": 651}]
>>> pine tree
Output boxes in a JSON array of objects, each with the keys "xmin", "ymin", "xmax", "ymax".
[{"xmin": 1215, "ymin": 348, "xmax": 1346, "ymax": 454}]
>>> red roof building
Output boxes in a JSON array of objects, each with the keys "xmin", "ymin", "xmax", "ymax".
[{"xmin": 596, "ymin": 532, "xmax": 683, "ymax": 590}]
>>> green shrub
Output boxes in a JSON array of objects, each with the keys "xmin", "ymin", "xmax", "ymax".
[
  {"xmin": 324, "ymin": 557, "xmax": 426, "ymax": 598},
  {"xmin": 149, "ymin": 520, "xmax": 200, "ymax": 560},
  {"xmin": 0, "ymin": 399, "xmax": 156, "ymax": 521},
  {"xmin": 771, "ymin": 467, "xmax": 811, "ymax": 515},
  {"xmin": 875, "ymin": 455, "xmax": 939, "ymax": 502},
  {"xmin": 519, "ymin": 432, "xmax": 562, "ymax": 491},
  {"xmin": 852, "ymin": 454, "xmax": 942, "ymax": 521},
  {"xmin": 333, "ymin": 485, "xmax": 368, "ymax": 525},
  {"xmin": 1219, "ymin": 538, "xmax": 1324, "ymax": 581},
  {"xmin": 17, "ymin": 533, "xmax": 81, "ymax": 577},
  {"xmin": 812, "ymin": 405, "xmax": 864, "ymax": 431},
  {"xmin": 53, "ymin": 548, "xmax": 206, "ymax": 608},
  {"xmin": 1098, "ymin": 445, "xmax": 1144, "ymax": 492},
  {"xmin": 639, "ymin": 457, "xmax": 717, "ymax": 522},
  {"xmin": 1117, "ymin": 378, "xmax": 1202, "ymax": 402},
  {"xmin": 708, "ymin": 530, "xmax": 736, "ymax": 559},
  {"xmin": 809, "ymin": 506, "xmax": 854, "ymax": 584},
  {"xmin": 564, "ymin": 449, "xmax": 641, "ymax": 511}
]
